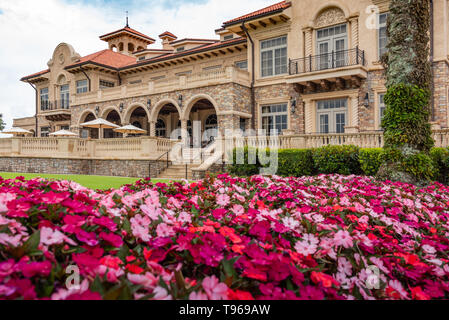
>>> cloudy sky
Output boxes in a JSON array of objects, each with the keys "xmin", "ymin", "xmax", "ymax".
[{"xmin": 0, "ymin": 0, "xmax": 273, "ymax": 133}]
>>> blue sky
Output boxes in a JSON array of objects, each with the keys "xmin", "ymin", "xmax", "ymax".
[{"xmin": 0, "ymin": 0, "xmax": 273, "ymax": 134}]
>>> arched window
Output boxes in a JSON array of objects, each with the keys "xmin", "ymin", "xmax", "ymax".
[
  {"xmin": 118, "ymin": 42, "xmax": 124, "ymax": 51},
  {"xmin": 156, "ymin": 119, "xmax": 166, "ymax": 137},
  {"xmin": 128, "ymin": 43, "xmax": 135, "ymax": 52}
]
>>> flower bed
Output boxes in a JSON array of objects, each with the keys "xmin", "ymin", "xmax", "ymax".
[{"xmin": 1, "ymin": 174, "xmax": 449, "ymax": 300}]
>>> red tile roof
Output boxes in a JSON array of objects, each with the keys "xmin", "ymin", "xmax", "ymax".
[
  {"xmin": 223, "ymin": 1, "xmax": 291, "ymax": 26},
  {"xmin": 100, "ymin": 27, "xmax": 155, "ymax": 43},
  {"xmin": 21, "ymin": 69, "xmax": 50, "ymax": 81},
  {"xmin": 66, "ymin": 49, "xmax": 137, "ymax": 70},
  {"xmin": 159, "ymin": 31, "xmax": 177, "ymax": 40},
  {"xmin": 122, "ymin": 37, "xmax": 246, "ymax": 70}
]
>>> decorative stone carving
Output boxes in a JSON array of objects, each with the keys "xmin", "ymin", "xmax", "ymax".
[{"xmin": 315, "ymin": 7, "xmax": 346, "ymax": 28}]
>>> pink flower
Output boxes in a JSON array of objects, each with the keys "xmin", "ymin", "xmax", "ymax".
[
  {"xmin": 127, "ymin": 273, "xmax": 159, "ymax": 289},
  {"xmin": 202, "ymin": 276, "xmax": 228, "ymax": 300},
  {"xmin": 40, "ymin": 227, "xmax": 76, "ymax": 246},
  {"xmin": 333, "ymin": 230, "xmax": 353, "ymax": 249},
  {"xmin": 75, "ymin": 229, "xmax": 99, "ymax": 246},
  {"xmin": 0, "ymin": 233, "xmax": 22, "ymax": 247},
  {"xmin": 216, "ymin": 194, "xmax": 230, "ymax": 207},
  {"xmin": 153, "ymin": 286, "xmax": 172, "ymax": 300},
  {"xmin": 231, "ymin": 204, "xmax": 244, "ymax": 216},
  {"xmin": 189, "ymin": 291, "xmax": 209, "ymax": 300},
  {"xmin": 338, "ymin": 257, "xmax": 352, "ymax": 276},
  {"xmin": 295, "ymin": 234, "xmax": 319, "ymax": 256},
  {"xmin": 130, "ymin": 215, "xmax": 151, "ymax": 242},
  {"xmin": 156, "ymin": 223, "xmax": 175, "ymax": 238},
  {"xmin": 99, "ymin": 232, "xmax": 123, "ymax": 248}
]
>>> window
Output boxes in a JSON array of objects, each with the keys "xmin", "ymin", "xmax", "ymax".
[
  {"xmin": 175, "ymin": 71, "xmax": 192, "ymax": 77},
  {"xmin": 99, "ymin": 80, "xmax": 115, "ymax": 89},
  {"xmin": 60, "ymin": 125, "xmax": 69, "ymax": 131},
  {"xmin": 138, "ymin": 56, "xmax": 146, "ymax": 61},
  {"xmin": 316, "ymin": 99, "xmax": 348, "ymax": 134},
  {"xmin": 60, "ymin": 85, "xmax": 70, "ymax": 109},
  {"xmin": 41, "ymin": 127, "xmax": 50, "ymax": 137},
  {"xmin": 203, "ymin": 65, "xmax": 222, "ymax": 71},
  {"xmin": 40, "ymin": 88, "xmax": 49, "ymax": 110},
  {"xmin": 379, "ymin": 93, "xmax": 386, "ymax": 128},
  {"xmin": 129, "ymin": 80, "xmax": 142, "ymax": 85},
  {"xmin": 151, "ymin": 75, "xmax": 166, "ymax": 81},
  {"xmin": 176, "ymin": 47, "xmax": 185, "ymax": 52},
  {"xmin": 240, "ymin": 118, "xmax": 246, "ymax": 132},
  {"xmin": 316, "ymin": 24, "xmax": 347, "ymax": 70},
  {"xmin": 224, "ymin": 34, "xmax": 234, "ymax": 41},
  {"xmin": 204, "ymin": 114, "xmax": 218, "ymax": 142},
  {"xmin": 261, "ymin": 104, "xmax": 288, "ymax": 135},
  {"xmin": 378, "ymin": 13, "xmax": 389, "ymax": 59},
  {"xmin": 235, "ymin": 60, "xmax": 248, "ymax": 70},
  {"xmin": 156, "ymin": 119, "xmax": 166, "ymax": 137},
  {"xmin": 76, "ymin": 80, "xmax": 88, "ymax": 94},
  {"xmin": 260, "ymin": 36, "xmax": 287, "ymax": 77}
]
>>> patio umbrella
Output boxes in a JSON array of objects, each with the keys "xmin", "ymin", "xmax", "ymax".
[
  {"xmin": 80, "ymin": 118, "xmax": 120, "ymax": 129},
  {"xmin": 113, "ymin": 124, "xmax": 146, "ymax": 135},
  {"xmin": 1, "ymin": 127, "xmax": 32, "ymax": 136},
  {"xmin": 49, "ymin": 129, "xmax": 78, "ymax": 137}
]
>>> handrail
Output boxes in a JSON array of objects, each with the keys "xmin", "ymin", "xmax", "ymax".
[{"xmin": 289, "ymin": 47, "xmax": 366, "ymax": 75}]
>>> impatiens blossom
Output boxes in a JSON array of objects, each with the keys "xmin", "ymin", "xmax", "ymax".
[
  {"xmin": 1, "ymin": 173, "xmax": 449, "ymax": 300},
  {"xmin": 202, "ymin": 276, "xmax": 228, "ymax": 300},
  {"xmin": 295, "ymin": 234, "xmax": 319, "ymax": 256},
  {"xmin": 333, "ymin": 230, "xmax": 353, "ymax": 249}
]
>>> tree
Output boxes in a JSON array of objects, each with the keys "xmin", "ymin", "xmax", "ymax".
[
  {"xmin": 377, "ymin": 0, "xmax": 434, "ymax": 184},
  {"xmin": 0, "ymin": 113, "xmax": 5, "ymax": 132}
]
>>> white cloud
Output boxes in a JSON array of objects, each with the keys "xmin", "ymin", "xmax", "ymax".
[{"xmin": 0, "ymin": 0, "xmax": 273, "ymax": 135}]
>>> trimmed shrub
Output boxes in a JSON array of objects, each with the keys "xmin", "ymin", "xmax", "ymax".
[
  {"xmin": 359, "ymin": 148, "xmax": 384, "ymax": 176},
  {"xmin": 430, "ymin": 148, "xmax": 449, "ymax": 184},
  {"xmin": 312, "ymin": 145, "xmax": 361, "ymax": 175},
  {"xmin": 226, "ymin": 147, "xmax": 260, "ymax": 177},
  {"xmin": 276, "ymin": 149, "xmax": 315, "ymax": 177}
]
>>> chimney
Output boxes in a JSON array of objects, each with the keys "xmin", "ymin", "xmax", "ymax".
[{"xmin": 159, "ymin": 31, "xmax": 177, "ymax": 50}]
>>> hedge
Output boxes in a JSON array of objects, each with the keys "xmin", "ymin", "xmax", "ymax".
[{"xmin": 227, "ymin": 145, "xmax": 449, "ymax": 184}]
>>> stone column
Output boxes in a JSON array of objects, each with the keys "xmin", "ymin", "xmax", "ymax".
[
  {"xmin": 181, "ymin": 119, "xmax": 189, "ymax": 146},
  {"xmin": 346, "ymin": 95, "xmax": 360, "ymax": 133},
  {"xmin": 149, "ymin": 120, "xmax": 156, "ymax": 137},
  {"xmin": 303, "ymin": 27, "xmax": 313, "ymax": 57},
  {"xmin": 303, "ymin": 99, "xmax": 314, "ymax": 134},
  {"xmin": 349, "ymin": 16, "xmax": 359, "ymax": 48}
]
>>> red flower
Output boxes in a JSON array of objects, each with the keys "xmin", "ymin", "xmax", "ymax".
[
  {"xmin": 411, "ymin": 287, "xmax": 431, "ymax": 300},
  {"xmin": 310, "ymin": 272, "xmax": 339, "ymax": 288}
]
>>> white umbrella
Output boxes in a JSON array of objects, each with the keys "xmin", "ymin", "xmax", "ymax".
[
  {"xmin": 80, "ymin": 118, "xmax": 120, "ymax": 129},
  {"xmin": 113, "ymin": 124, "xmax": 146, "ymax": 135},
  {"xmin": 1, "ymin": 127, "xmax": 32, "ymax": 136},
  {"xmin": 49, "ymin": 129, "xmax": 78, "ymax": 137}
]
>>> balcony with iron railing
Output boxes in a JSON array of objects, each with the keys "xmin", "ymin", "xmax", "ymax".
[
  {"xmin": 286, "ymin": 47, "xmax": 368, "ymax": 88},
  {"xmin": 40, "ymin": 100, "xmax": 72, "ymax": 121}
]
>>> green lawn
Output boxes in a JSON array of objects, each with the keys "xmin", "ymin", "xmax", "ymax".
[{"xmin": 0, "ymin": 172, "xmax": 179, "ymax": 190}]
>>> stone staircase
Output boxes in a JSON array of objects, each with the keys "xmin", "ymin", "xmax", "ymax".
[{"xmin": 157, "ymin": 164, "xmax": 196, "ymax": 180}]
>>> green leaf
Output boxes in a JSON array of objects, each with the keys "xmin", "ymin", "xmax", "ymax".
[{"xmin": 22, "ymin": 230, "xmax": 41, "ymax": 254}]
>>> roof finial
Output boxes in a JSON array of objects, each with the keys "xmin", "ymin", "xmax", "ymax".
[{"xmin": 126, "ymin": 11, "xmax": 129, "ymax": 27}]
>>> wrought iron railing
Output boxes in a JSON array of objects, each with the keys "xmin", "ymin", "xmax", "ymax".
[
  {"xmin": 40, "ymin": 100, "xmax": 71, "ymax": 111},
  {"xmin": 289, "ymin": 47, "xmax": 366, "ymax": 75}
]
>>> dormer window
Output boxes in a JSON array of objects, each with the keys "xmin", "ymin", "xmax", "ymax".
[
  {"xmin": 176, "ymin": 47, "xmax": 185, "ymax": 52},
  {"xmin": 224, "ymin": 34, "xmax": 234, "ymax": 40}
]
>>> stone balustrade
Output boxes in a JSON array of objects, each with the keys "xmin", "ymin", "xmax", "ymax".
[
  {"xmin": 0, "ymin": 137, "xmax": 178, "ymax": 160},
  {"xmin": 73, "ymin": 67, "xmax": 250, "ymax": 106}
]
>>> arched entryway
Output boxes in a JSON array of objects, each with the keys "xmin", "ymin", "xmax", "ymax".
[
  {"xmin": 152, "ymin": 102, "xmax": 181, "ymax": 139},
  {"xmin": 79, "ymin": 112, "xmax": 98, "ymax": 139},
  {"xmin": 103, "ymin": 109, "xmax": 122, "ymax": 139},
  {"xmin": 183, "ymin": 97, "xmax": 218, "ymax": 146},
  {"xmin": 125, "ymin": 104, "xmax": 151, "ymax": 136}
]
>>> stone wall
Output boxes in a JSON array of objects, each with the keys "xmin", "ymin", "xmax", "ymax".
[
  {"xmin": 0, "ymin": 157, "xmax": 167, "ymax": 178},
  {"xmin": 432, "ymin": 60, "xmax": 449, "ymax": 128}
]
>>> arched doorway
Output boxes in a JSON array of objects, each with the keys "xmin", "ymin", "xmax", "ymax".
[
  {"xmin": 104, "ymin": 109, "xmax": 122, "ymax": 139},
  {"xmin": 185, "ymin": 98, "xmax": 218, "ymax": 146},
  {"xmin": 154, "ymin": 103, "xmax": 181, "ymax": 138},
  {"xmin": 80, "ymin": 112, "xmax": 98, "ymax": 139},
  {"xmin": 128, "ymin": 106, "xmax": 150, "ymax": 135}
]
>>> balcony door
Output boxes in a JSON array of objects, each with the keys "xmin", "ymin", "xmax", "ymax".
[
  {"xmin": 316, "ymin": 24, "xmax": 347, "ymax": 70},
  {"xmin": 60, "ymin": 85, "xmax": 70, "ymax": 109}
]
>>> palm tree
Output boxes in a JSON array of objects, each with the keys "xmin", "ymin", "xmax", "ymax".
[
  {"xmin": 0, "ymin": 114, "xmax": 5, "ymax": 132},
  {"xmin": 377, "ymin": 0, "xmax": 434, "ymax": 184}
]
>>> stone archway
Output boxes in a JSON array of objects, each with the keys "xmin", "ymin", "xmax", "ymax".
[
  {"xmin": 103, "ymin": 108, "xmax": 123, "ymax": 139},
  {"xmin": 125, "ymin": 103, "xmax": 151, "ymax": 136},
  {"xmin": 183, "ymin": 95, "xmax": 220, "ymax": 146},
  {"xmin": 79, "ymin": 111, "xmax": 98, "ymax": 139}
]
